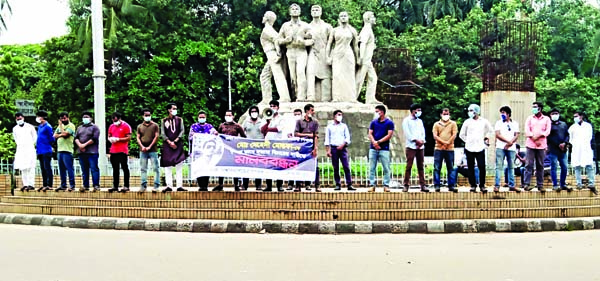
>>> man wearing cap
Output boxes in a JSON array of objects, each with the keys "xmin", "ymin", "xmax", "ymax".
[
  {"xmin": 459, "ymin": 104, "xmax": 492, "ymax": 193},
  {"xmin": 35, "ymin": 110, "xmax": 54, "ymax": 192},
  {"xmin": 523, "ymin": 101, "xmax": 551, "ymax": 193},
  {"xmin": 547, "ymin": 108, "xmax": 571, "ymax": 192},
  {"xmin": 13, "ymin": 112, "xmax": 37, "ymax": 192}
]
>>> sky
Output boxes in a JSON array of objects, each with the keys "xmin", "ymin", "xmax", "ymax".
[{"xmin": 0, "ymin": 0, "xmax": 70, "ymax": 45}]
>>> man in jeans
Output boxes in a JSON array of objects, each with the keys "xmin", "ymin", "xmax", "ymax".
[
  {"xmin": 54, "ymin": 112, "xmax": 77, "ymax": 192},
  {"xmin": 368, "ymin": 105, "xmax": 394, "ymax": 192},
  {"xmin": 432, "ymin": 108, "xmax": 457, "ymax": 192},
  {"xmin": 107, "ymin": 112, "xmax": 132, "ymax": 193},
  {"xmin": 294, "ymin": 103, "xmax": 320, "ymax": 192},
  {"xmin": 35, "ymin": 110, "xmax": 54, "ymax": 192},
  {"xmin": 74, "ymin": 111, "xmax": 101, "ymax": 192},
  {"xmin": 459, "ymin": 104, "xmax": 492, "ymax": 193},
  {"xmin": 402, "ymin": 104, "xmax": 428, "ymax": 192},
  {"xmin": 494, "ymin": 106, "xmax": 520, "ymax": 193},
  {"xmin": 547, "ymin": 108, "xmax": 571, "ymax": 192},
  {"xmin": 325, "ymin": 109, "xmax": 355, "ymax": 191},
  {"xmin": 523, "ymin": 101, "xmax": 551, "ymax": 193},
  {"xmin": 136, "ymin": 108, "xmax": 160, "ymax": 192}
]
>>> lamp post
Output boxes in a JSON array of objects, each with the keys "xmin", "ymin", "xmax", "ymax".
[{"xmin": 91, "ymin": 0, "xmax": 107, "ymax": 170}]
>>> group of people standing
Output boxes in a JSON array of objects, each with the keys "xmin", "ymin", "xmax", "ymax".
[{"xmin": 402, "ymin": 102, "xmax": 598, "ymax": 194}]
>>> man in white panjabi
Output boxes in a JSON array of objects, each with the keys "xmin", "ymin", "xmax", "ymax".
[
  {"xmin": 356, "ymin": 11, "xmax": 380, "ymax": 104},
  {"xmin": 259, "ymin": 11, "xmax": 291, "ymax": 104},
  {"xmin": 568, "ymin": 111, "xmax": 598, "ymax": 195},
  {"xmin": 12, "ymin": 112, "xmax": 37, "ymax": 192},
  {"xmin": 306, "ymin": 5, "xmax": 333, "ymax": 102},
  {"xmin": 279, "ymin": 3, "xmax": 312, "ymax": 101}
]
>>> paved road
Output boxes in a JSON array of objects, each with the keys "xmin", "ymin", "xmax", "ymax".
[{"xmin": 1, "ymin": 224, "xmax": 599, "ymax": 281}]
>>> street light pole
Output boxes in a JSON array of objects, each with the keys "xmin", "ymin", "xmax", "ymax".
[{"xmin": 91, "ymin": 0, "xmax": 107, "ymax": 170}]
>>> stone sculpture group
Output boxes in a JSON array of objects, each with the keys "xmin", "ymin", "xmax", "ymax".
[{"xmin": 259, "ymin": 4, "xmax": 380, "ymax": 104}]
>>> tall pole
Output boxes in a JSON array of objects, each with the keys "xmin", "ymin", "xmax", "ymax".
[
  {"xmin": 91, "ymin": 0, "xmax": 107, "ymax": 170},
  {"xmin": 228, "ymin": 59, "xmax": 232, "ymax": 110}
]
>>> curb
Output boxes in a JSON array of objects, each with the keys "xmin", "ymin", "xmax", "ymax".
[{"xmin": 1, "ymin": 213, "xmax": 600, "ymax": 234}]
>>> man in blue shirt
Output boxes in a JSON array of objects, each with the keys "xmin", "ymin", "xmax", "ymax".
[
  {"xmin": 325, "ymin": 109, "xmax": 355, "ymax": 191},
  {"xmin": 368, "ymin": 105, "xmax": 395, "ymax": 192},
  {"xmin": 35, "ymin": 110, "xmax": 54, "ymax": 192},
  {"xmin": 402, "ymin": 104, "xmax": 429, "ymax": 192}
]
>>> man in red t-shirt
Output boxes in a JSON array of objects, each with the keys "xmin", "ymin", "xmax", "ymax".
[{"xmin": 108, "ymin": 112, "xmax": 132, "ymax": 193}]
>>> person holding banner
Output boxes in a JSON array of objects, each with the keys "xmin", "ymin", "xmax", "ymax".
[
  {"xmin": 214, "ymin": 110, "xmax": 247, "ymax": 192},
  {"xmin": 242, "ymin": 106, "xmax": 265, "ymax": 191},
  {"xmin": 295, "ymin": 103, "xmax": 320, "ymax": 192},
  {"xmin": 325, "ymin": 110, "xmax": 355, "ymax": 191},
  {"xmin": 261, "ymin": 100, "xmax": 285, "ymax": 192},
  {"xmin": 286, "ymin": 108, "xmax": 304, "ymax": 190},
  {"xmin": 190, "ymin": 111, "xmax": 217, "ymax": 191},
  {"xmin": 161, "ymin": 103, "xmax": 187, "ymax": 193}
]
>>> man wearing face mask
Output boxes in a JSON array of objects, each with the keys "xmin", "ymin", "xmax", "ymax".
[
  {"xmin": 295, "ymin": 103, "xmax": 320, "ymax": 192},
  {"xmin": 523, "ymin": 101, "xmax": 551, "ymax": 193},
  {"xmin": 161, "ymin": 103, "xmax": 187, "ymax": 192},
  {"xmin": 368, "ymin": 105, "xmax": 395, "ymax": 192},
  {"xmin": 568, "ymin": 111, "xmax": 598, "ymax": 195},
  {"xmin": 242, "ymin": 106, "xmax": 265, "ymax": 191},
  {"xmin": 35, "ymin": 110, "xmax": 54, "ymax": 192},
  {"xmin": 547, "ymin": 108, "xmax": 571, "ymax": 192},
  {"xmin": 107, "ymin": 112, "xmax": 132, "ymax": 193},
  {"xmin": 214, "ymin": 109, "xmax": 247, "ymax": 192},
  {"xmin": 325, "ymin": 110, "xmax": 354, "ymax": 191},
  {"xmin": 190, "ymin": 111, "xmax": 217, "ymax": 191},
  {"xmin": 459, "ymin": 104, "xmax": 492, "ymax": 193},
  {"xmin": 75, "ymin": 111, "xmax": 101, "ymax": 192},
  {"xmin": 136, "ymin": 108, "xmax": 160, "ymax": 193},
  {"xmin": 13, "ymin": 112, "xmax": 37, "ymax": 192},
  {"xmin": 54, "ymin": 112, "xmax": 77, "ymax": 192},
  {"xmin": 494, "ymin": 106, "xmax": 520, "ymax": 193},
  {"xmin": 284, "ymin": 108, "xmax": 304, "ymax": 190},
  {"xmin": 402, "ymin": 104, "xmax": 428, "ymax": 192},
  {"xmin": 432, "ymin": 108, "xmax": 457, "ymax": 192},
  {"xmin": 261, "ymin": 100, "xmax": 285, "ymax": 192}
]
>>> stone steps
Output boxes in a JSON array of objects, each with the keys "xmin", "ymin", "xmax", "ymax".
[
  {"xmin": 1, "ymin": 202, "xmax": 599, "ymax": 220},
  {"xmin": 10, "ymin": 189, "xmax": 596, "ymax": 201},
  {"xmin": 4, "ymin": 196, "xmax": 600, "ymax": 210}
]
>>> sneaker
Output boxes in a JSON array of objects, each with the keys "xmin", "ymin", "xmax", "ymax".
[
  {"xmin": 212, "ymin": 185, "xmax": 223, "ymax": 192},
  {"xmin": 139, "ymin": 186, "xmax": 147, "ymax": 193},
  {"xmin": 523, "ymin": 185, "xmax": 533, "ymax": 192},
  {"xmin": 347, "ymin": 185, "xmax": 356, "ymax": 191},
  {"xmin": 176, "ymin": 187, "xmax": 187, "ymax": 192},
  {"xmin": 334, "ymin": 185, "xmax": 342, "ymax": 191},
  {"xmin": 93, "ymin": 186, "xmax": 100, "ymax": 192},
  {"xmin": 420, "ymin": 186, "xmax": 430, "ymax": 193}
]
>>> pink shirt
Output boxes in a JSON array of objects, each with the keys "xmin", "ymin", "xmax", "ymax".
[
  {"xmin": 108, "ymin": 121, "xmax": 132, "ymax": 154},
  {"xmin": 524, "ymin": 114, "xmax": 551, "ymax": 149}
]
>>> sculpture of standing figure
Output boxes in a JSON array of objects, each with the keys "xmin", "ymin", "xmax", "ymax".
[
  {"xmin": 259, "ymin": 11, "xmax": 291, "ymax": 103},
  {"xmin": 279, "ymin": 4, "xmax": 312, "ymax": 101},
  {"xmin": 356, "ymin": 11, "xmax": 380, "ymax": 104},
  {"xmin": 326, "ymin": 11, "xmax": 359, "ymax": 102},
  {"xmin": 306, "ymin": 5, "xmax": 333, "ymax": 102}
]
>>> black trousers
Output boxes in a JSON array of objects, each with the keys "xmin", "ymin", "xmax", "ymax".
[
  {"xmin": 242, "ymin": 178, "xmax": 262, "ymax": 189},
  {"xmin": 465, "ymin": 149, "xmax": 486, "ymax": 188},
  {"xmin": 110, "ymin": 153, "xmax": 130, "ymax": 188},
  {"xmin": 197, "ymin": 176, "xmax": 210, "ymax": 188},
  {"xmin": 265, "ymin": 179, "xmax": 283, "ymax": 189},
  {"xmin": 218, "ymin": 177, "xmax": 240, "ymax": 187}
]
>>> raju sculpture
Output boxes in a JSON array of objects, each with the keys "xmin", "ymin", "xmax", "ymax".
[{"xmin": 258, "ymin": 5, "xmax": 381, "ymax": 105}]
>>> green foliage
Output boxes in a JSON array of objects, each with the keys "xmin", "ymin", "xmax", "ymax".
[{"xmin": 0, "ymin": 123, "xmax": 16, "ymax": 160}]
